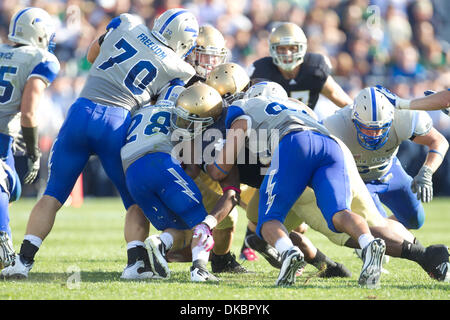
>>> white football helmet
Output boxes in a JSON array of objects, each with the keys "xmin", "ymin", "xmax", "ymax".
[
  {"xmin": 244, "ymin": 81, "xmax": 288, "ymax": 100},
  {"xmin": 171, "ymin": 82, "xmax": 223, "ymax": 140},
  {"xmin": 151, "ymin": 8, "xmax": 199, "ymax": 59},
  {"xmin": 351, "ymin": 87, "xmax": 395, "ymax": 150},
  {"xmin": 187, "ymin": 25, "xmax": 227, "ymax": 79},
  {"xmin": 269, "ymin": 22, "xmax": 307, "ymax": 71},
  {"xmin": 8, "ymin": 7, "xmax": 56, "ymax": 52}
]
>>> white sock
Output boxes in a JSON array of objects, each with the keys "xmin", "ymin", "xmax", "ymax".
[
  {"xmin": 24, "ymin": 234, "xmax": 42, "ymax": 248},
  {"xmin": 159, "ymin": 232, "xmax": 173, "ymax": 251},
  {"xmin": 358, "ymin": 234, "xmax": 375, "ymax": 250},
  {"xmin": 126, "ymin": 240, "xmax": 145, "ymax": 250},
  {"xmin": 274, "ymin": 236, "xmax": 294, "ymax": 255},
  {"xmin": 192, "ymin": 246, "xmax": 210, "ymax": 264}
]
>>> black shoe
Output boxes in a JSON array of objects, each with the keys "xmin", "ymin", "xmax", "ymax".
[
  {"xmin": 319, "ymin": 262, "xmax": 352, "ymax": 278},
  {"xmin": 245, "ymin": 234, "xmax": 282, "ymax": 269},
  {"xmin": 420, "ymin": 244, "xmax": 450, "ymax": 282},
  {"xmin": 211, "ymin": 252, "xmax": 249, "ymax": 273}
]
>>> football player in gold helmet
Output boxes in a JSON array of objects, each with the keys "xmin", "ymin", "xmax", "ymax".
[
  {"xmin": 186, "ymin": 25, "xmax": 228, "ymax": 84},
  {"xmin": 249, "ymin": 22, "xmax": 352, "ymax": 111}
]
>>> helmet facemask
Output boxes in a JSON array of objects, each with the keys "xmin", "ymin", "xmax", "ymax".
[
  {"xmin": 351, "ymin": 87, "xmax": 395, "ymax": 151},
  {"xmin": 171, "ymin": 106, "xmax": 215, "ymax": 141},
  {"xmin": 353, "ymin": 119, "xmax": 392, "ymax": 151},
  {"xmin": 189, "ymin": 46, "xmax": 227, "ymax": 79},
  {"xmin": 270, "ymin": 42, "xmax": 306, "ymax": 71}
]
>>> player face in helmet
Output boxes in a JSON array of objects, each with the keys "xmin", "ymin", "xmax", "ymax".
[
  {"xmin": 151, "ymin": 8, "xmax": 199, "ymax": 59},
  {"xmin": 8, "ymin": 7, "xmax": 56, "ymax": 52},
  {"xmin": 171, "ymin": 82, "xmax": 223, "ymax": 140},
  {"xmin": 205, "ymin": 62, "xmax": 250, "ymax": 103},
  {"xmin": 269, "ymin": 22, "xmax": 307, "ymax": 72},
  {"xmin": 351, "ymin": 87, "xmax": 395, "ymax": 151},
  {"xmin": 187, "ymin": 25, "xmax": 227, "ymax": 79}
]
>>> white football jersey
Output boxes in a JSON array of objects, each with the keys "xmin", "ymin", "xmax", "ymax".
[
  {"xmin": 80, "ymin": 14, "xmax": 195, "ymax": 111},
  {"xmin": 228, "ymin": 96, "xmax": 330, "ymax": 158},
  {"xmin": 322, "ymin": 106, "xmax": 433, "ymax": 182},
  {"xmin": 0, "ymin": 43, "xmax": 59, "ymax": 137},
  {"xmin": 121, "ymin": 101, "xmax": 174, "ymax": 171}
]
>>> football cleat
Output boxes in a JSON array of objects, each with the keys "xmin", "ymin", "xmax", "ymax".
[
  {"xmin": 355, "ymin": 248, "xmax": 390, "ymax": 274},
  {"xmin": 358, "ymin": 238, "xmax": 386, "ymax": 288},
  {"xmin": 145, "ymin": 235, "xmax": 170, "ymax": 279},
  {"xmin": 190, "ymin": 260, "xmax": 219, "ymax": 282},
  {"xmin": 211, "ymin": 252, "xmax": 249, "ymax": 273},
  {"xmin": 0, "ymin": 254, "xmax": 33, "ymax": 279},
  {"xmin": 120, "ymin": 260, "xmax": 155, "ymax": 280},
  {"xmin": 420, "ymin": 244, "xmax": 450, "ymax": 282},
  {"xmin": 0, "ymin": 231, "xmax": 15, "ymax": 269},
  {"xmin": 276, "ymin": 246, "xmax": 306, "ymax": 286},
  {"xmin": 245, "ymin": 234, "xmax": 282, "ymax": 268}
]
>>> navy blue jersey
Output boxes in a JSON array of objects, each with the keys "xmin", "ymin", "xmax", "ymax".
[
  {"xmin": 201, "ymin": 106, "xmax": 266, "ymax": 188},
  {"xmin": 249, "ymin": 53, "xmax": 331, "ymax": 109}
]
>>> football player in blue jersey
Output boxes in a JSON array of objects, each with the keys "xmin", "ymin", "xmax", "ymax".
[
  {"xmin": 1, "ymin": 8, "xmax": 200, "ymax": 279},
  {"xmin": 241, "ymin": 22, "xmax": 355, "ymax": 259},
  {"xmin": 206, "ymin": 82, "xmax": 387, "ymax": 287},
  {"xmin": 0, "ymin": 7, "xmax": 60, "ymax": 269},
  {"xmin": 121, "ymin": 82, "xmax": 240, "ymax": 281}
]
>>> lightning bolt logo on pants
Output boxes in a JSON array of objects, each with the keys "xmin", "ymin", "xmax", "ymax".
[
  {"xmin": 167, "ymin": 168, "xmax": 200, "ymax": 204},
  {"xmin": 264, "ymin": 169, "xmax": 277, "ymax": 215}
]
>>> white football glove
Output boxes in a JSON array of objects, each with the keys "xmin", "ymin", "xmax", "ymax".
[
  {"xmin": 23, "ymin": 153, "xmax": 40, "ymax": 184},
  {"xmin": 411, "ymin": 165, "xmax": 433, "ymax": 203},
  {"xmin": 192, "ymin": 223, "xmax": 214, "ymax": 252}
]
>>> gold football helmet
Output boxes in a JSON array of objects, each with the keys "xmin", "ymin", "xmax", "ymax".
[
  {"xmin": 269, "ymin": 22, "xmax": 307, "ymax": 71},
  {"xmin": 172, "ymin": 82, "xmax": 223, "ymax": 140},
  {"xmin": 187, "ymin": 25, "xmax": 228, "ymax": 79},
  {"xmin": 205, "ymin": 62, "xmax": 250, "ymax": 103}
]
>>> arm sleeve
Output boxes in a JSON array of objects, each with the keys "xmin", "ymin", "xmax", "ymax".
[{"xmin": 28, "ymin": 58, "xmax": 60, "ymax": 86}]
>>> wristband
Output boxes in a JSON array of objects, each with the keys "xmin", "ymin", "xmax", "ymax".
[
  {"xmin": 222, "ymin": 186, "xmax": 241, "ymax": 194},
  {"xmin": 21, "ymin": 126, "xmax": 39, "ymax": 158},
  {"xmin": 397, "ymin": 98, "xmax": 411, "ymax": 109},
  {"xmin": 429, "ymin": 149, "xmax": 445, "ymax": 159},
  {"xmin": 202, "ymin": 215, "xmax": 217, "ymax": 230}
]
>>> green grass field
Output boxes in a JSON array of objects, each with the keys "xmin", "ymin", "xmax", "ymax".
[{"xmin": 1, "ymin": 197, "xmax": 449, "ymax": 300}]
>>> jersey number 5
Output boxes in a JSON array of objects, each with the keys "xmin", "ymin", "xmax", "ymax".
[
  {"xmin": 0, "ymin": 66, "xmax": 18, "ymax": 104},
  {"xmin": 97, "ymin": 38, "xmax": 158, "ymax": 95}
]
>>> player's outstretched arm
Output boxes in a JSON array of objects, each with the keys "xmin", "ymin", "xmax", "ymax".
[
  {"xmin": 376, "ymin": 85, "xmax": 450, "ymax": 113},
  {"xmin": 411, "ymin": 89, "xmax": 450, "ymax": 113},
  {"xmin": 320, "ymin": 76, "xmax": 353, "ymax": 108}
]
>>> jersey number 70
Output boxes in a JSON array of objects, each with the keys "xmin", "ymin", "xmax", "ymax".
[{"xmin": 97, "ymin": 38, "xmax": 158, "ymax": 95}]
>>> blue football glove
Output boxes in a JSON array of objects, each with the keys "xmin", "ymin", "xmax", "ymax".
[
  {"xmin": 375, "ymin": 85, "xmax": 397, "ymax": 105},
  {"xmin": 375, "ymin": 85, "xmax": 411, "ymax": 109}
]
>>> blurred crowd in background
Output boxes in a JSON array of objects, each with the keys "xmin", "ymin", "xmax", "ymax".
[{"xmin": 1, "ymin": 0, "xmax": 449, "ymax": 199}]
